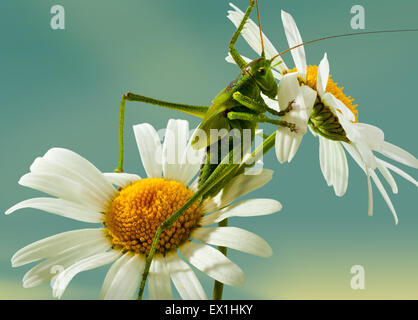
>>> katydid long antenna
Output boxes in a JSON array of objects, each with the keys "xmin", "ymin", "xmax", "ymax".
[
  {"xmin": 255, "ymin": 0, "xmax": 265, "ymax": 57},
  {"xmin": 270, "ymin": 29, "xmax": 418, "ymax": 63}
]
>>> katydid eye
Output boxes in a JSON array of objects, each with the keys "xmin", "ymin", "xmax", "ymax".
[{"xmin": 258, "ymin": 67, "xmax": 266, "ymax": 75}]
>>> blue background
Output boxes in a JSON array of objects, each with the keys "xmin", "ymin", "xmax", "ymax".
[{"xmin": 0, "ymin": 0, "xmax": 417, "ymax": 299}]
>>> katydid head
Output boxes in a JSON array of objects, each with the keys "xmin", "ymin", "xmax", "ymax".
[{"xmin": 248, "ymin": 57, "xmax": 277, "ymax": 99}]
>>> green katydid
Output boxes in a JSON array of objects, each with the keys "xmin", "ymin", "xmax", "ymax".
[{"xmin": 114, "ymin": 0, "xmax": 418, "ymax": 300}]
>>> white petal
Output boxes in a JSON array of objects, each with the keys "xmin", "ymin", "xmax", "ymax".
[
  {"xmin": 370, "ymin": 170, "xmax": 398, "ymax": 224},
  {"xmin": 227, "ymin": 3, "xmax": 287, "ymax": 72},
  {"xmin": 133, "ymin": 123, "xmax": 163, "ymax": 178},
  {"xmin": 100, "ymin": 253, "xmax": 145, "ymax": 300},
  {"xmin": 218, "ymin": 169, "xmax": 273, "ymax": 208},
  {"xmin": 226, "ymin": 53, "xmax": 252, "ymax": 65},
  {"xmin": 275, "ymin": 73, "xmax": 308, "ymax": 163},
  {"xmin": 200, "ymin": 198, "xmax": 282, "ymax": 226},
  {"xmin": 281, "ymin": 10, "xmax": 306, "ymax": 80},
  {"xmin": 377, "ymin": 158, "xmax": 418, "ymax": 187},
  {"xmin": 166, "ymin": 253, "xmax": 207, "ymax": 300},
  {"xmin": 275, "ymin": 130, "xmax": 302, "ymax": 164},
  {"xmin": 103, "ymin": 173, "xmax": 141, "ymax": 188},
  {"xmin": 23, "ymin": 238, "xmax": 109, "ymax": 288},
  {"xmin": 261, "ymin": 92, "xmax": 280, "ymax": 113},
  {"xmin": 367, "ymin": 170, "xmax": 373, "ymax": 217},
  {"xmin": 162, "ymin": 120, "xmax": 203, "ymax": 185},
  {"xmin": 5, "ymin": 198, "xmax": 103, "ymax": 223},
  {"xmin": 319, "ymin": 137, "xmax": 348, "ymax": 196},
  {"xmin": 321, "ymin": 92, "xmax": 356, "ymax": 126},
  {"xmin": 317, "ymin": 53, "xmax": 329, "ymax": 97},
  {"xmin": 300, "ymin": 85, "xmax": 318, "ymax": 117},
  {"xmin": 53, "ymin": 250, "xmax": 121, "ymax": 299},
  {"xmin": 354, "ymin": 123, "xmax": 385, "ymax": 150},
  {"xmin": 148, "ymin": 255, "xmax": 172, "ymax": 300},
  {"xmin": 41, "ymin": 148, "xmax": 116, "ymax": 200},
  {"xmin": 18, "ymin": 173, "xmax": 108, "ymax": 212},
  {"xmin": 162, "ymin": 119, "xmax": 189, "ymax": 182},
  {"xmin": 342, "ymin": 142, "xmax": 366, "ymax": 172},
  {"xmin": 192, "ymin": 227, "xmax": 272, "ymax": 257},
  {"xmin": 180, "ymin": 242, "xmax": 245, "ymax": 286},
  {"xmin": 333, "ymin": 142, "xmax": 349, "ymax": 196},
  {"xmin": 377, "ymin": 162, "xmax": 398, "ymax": 194},
  {"xmin": 12, "ymin": 229, "xmax": 107, "ymax": 267},
  {"xmin": 29, "ymin": 157, "xmax": 113, "ymax": 203},
  {"xmin": 378, "ymin": 141, "xmax": 418, "ymax": 168},
  {"xmin": 355, "ymin": 139, "xmax": 377, "ymax": 170}
]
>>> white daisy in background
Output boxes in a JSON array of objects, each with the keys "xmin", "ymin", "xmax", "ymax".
[
  {"xmin": 311, "ymin": 54, "xmax": 418, "ymax": 224},
  {"xmin": 6, "ymin": 119, "xmax": 282, "ymax": 299},
  {"xmin": 226, "ymin": 3, "xmax": 418, "ymax": 223}
]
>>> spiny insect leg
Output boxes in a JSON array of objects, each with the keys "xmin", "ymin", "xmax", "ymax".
[
  {"xmin": 229, "ymin": 0, "xmax": 255, "ymax": 70},
  {"xmin": 232, "ymin": 91, "xmax": 267, "ymax": 113},
  {"xmin": 227, "ymin": 111, "xmax": 297, "ymax": 132},
  {"xmin": 264, "ymin": 99, "xmax": 295, "ymax": 117},
  {"xmin": 115, "ymin": 92, "xmax": 209, "ymax": 172}
]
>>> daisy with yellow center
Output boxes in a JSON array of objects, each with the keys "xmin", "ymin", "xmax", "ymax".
[
  {"xmin": 6, "ymin": 119, "xmax": 282, "ymax": 299},
  {"xmin": 227, "ymin": 3, "xmax": 418, "ymax": 223}
]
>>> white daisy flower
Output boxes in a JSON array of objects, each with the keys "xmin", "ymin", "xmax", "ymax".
[
  {"xmin": 226, "ymin": 4, "xmax": 418, "ymax": 223},
  {"xmin": 6, "ymin": 119, "xmax": 282, "ymax": 299}
]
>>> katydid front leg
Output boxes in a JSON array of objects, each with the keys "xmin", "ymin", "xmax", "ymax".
[
  {"xmin": 232, "ymin": 92, "xmax": 295, "ymax": 118},
  {"xmin": 229, "ymin": 0, "xmax": 255, "ymax": 70}
]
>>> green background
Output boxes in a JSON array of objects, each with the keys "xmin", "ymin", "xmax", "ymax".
[{"xmin": 1, "ymin": 0, "xmax": 417, "ymax": 299}]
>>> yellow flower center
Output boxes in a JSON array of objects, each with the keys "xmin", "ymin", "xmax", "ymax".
[
  {"xmin": 288, "ymin": 66, "xmax": 359, "ymax": 122},
  {"xmin": 104, "ymin": 178, "xmax": 201, "ymax": 255}
]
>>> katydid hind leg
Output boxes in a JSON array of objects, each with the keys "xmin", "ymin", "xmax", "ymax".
[{"xmin": 115, "ymin": 92, "xmax": 210, "ymax": 172}]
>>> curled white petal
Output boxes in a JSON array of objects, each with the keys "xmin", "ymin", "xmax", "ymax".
[
  {"xmin": 53, "ymin": 250, "xmax": 121, "ymax": 299},
  {"xmin": 200, "ymin": 198, "xmax": 282, "ymax": 226},
  {"xmin": 12, "ymin": 229, "xmax": 107, "ymax": 267},
  {"xmin": 5, "ymin": 198, "xmax": 103, "ymax": 223}
]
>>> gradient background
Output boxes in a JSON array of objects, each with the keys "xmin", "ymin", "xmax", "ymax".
[{"xmin": 1, "ymin": 0, "xmax": 417, "ymax": 299}]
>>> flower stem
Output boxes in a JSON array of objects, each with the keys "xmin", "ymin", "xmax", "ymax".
[
  {"xmin": 212, "ymin": 218, "xmax": 228, "ymax": 300},
  {"xmin": 115, "ymin": 95, "xmax": 126, "ymax": 173}
]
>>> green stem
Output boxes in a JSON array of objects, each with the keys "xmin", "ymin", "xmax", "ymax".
[
  {"xmin": 212, "ymin": 218, "xmax": 228, "ymax": 300},
  {"xmin": 115, "ymin": 95, "xmax": 126, "ymax": 173}
]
